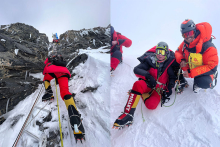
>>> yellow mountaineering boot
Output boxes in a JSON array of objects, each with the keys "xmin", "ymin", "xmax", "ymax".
[
  {"xmin": 64, "ymin": 95, "xmax": 85, "ymax": 143},
  {"xmin": 42, "ymin": 80, "xmax": 54, "ymax": 102}
]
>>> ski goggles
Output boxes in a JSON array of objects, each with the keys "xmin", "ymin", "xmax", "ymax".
[
  {"xmin": 156, "ymin": 49, "xmax": 166, "ymax": 56},
  {"xmin": 182, "ymin": 30, "xmax": 194, "ymax": 38}
]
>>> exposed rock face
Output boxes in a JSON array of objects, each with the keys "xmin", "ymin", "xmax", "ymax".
[
  {"xmin": 0, "ymin": 23, "xmax": 49, "ymax": 116},
  {"xmin": 0, "ymin": 77, "xmax": 42, "ymax": 116},
  {"xmin": 0, "ymin": 31, "xmax": 48, "ymax": 78},
  {"xmin": 55, "ymin": 25, "xmax": 110, "ymax": 55},
  {"xmin": 0, "ymin": 23, "xmax": 49, "ymax": 46}
]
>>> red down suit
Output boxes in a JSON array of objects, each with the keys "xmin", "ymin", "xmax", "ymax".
[
  {"xmin": 123, "ymin": 46, "xmax": 176, "ymax": 115},
  {"xmin": 111, "ymin": 30, "xmax": 132, "ymax": 70},
  {"xmin": 43, "ymin": 58, "xmax": 71, "ymax": 99}
]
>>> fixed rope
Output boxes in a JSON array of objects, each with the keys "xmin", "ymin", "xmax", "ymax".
[
  {"xmin": 12, "ymin": 84, "xmax": 44, "ymax": 147},
  {"xmin": 55, "ymin": 80, "xmax": 64, "ymax": 147},
  {"xmin": 141, "ymin": 103, "xmax": 145, "ymax": 122}
]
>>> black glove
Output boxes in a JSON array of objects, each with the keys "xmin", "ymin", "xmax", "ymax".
[
  {"xmin": 161, "ymin": 90, "xmax": 170, "ymax": 107},
  {"xmin": 166, "ymin": 85, "xmax": 173, "ymax": 97},
  {"xmin": 145, "ymin": 74, "xmax": 156, "ymax": 89}
]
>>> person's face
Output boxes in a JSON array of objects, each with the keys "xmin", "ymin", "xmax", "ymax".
[
  {"xmin": 156, "ymin": 54, "xmax": 166, "ymax": 61},
  {"xmin": 156, "ymin": 49, "xmax": 166, "ymax": 61},
  {"xmin": 182, "ymin": 30, "xmax": 195, "ymax": 43}
]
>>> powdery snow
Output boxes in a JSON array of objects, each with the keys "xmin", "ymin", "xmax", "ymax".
[{"xmin": 111, "ymin": 56, "xmax": 220, "ymax": 147}]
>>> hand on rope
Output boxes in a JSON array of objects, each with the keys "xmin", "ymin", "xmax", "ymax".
[
  {"xmin": 154, "ymin": 87, "xmax": 177, "ymax": 107},
  {"xmin": 161, "ymin": 90, "xmax": 171, "ymax": 107}
]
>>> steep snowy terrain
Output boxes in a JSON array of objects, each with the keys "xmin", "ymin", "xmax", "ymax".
[
  {"xmin": 111, "ymin": 56, "xmax": 220, "ymax": 147},
  {"xmin": 0, "ymin": 48, "xmax": 110, "ymax": 147}
]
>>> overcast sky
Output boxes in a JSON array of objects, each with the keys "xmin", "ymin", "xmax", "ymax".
[
  {"xmin": 0, "ymin": 0, "xmax": 110, "ymax": 42},
  {"xmin": 111, "ymin": 0, "xmax": 220, "ymax": 59}
]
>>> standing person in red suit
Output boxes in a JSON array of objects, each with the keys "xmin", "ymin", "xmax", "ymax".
[
  {"xmin": 175, "ymin": 19, "xmax": 218, "ymax": 93},
  {"xmin": 111, "ymin": 26, "xmax": 132, "ymax": 72},
  {"xmin": 42, "ymin": 48, "xmax": 85, "ymax": 142},
  {"xmin": 113, "ymin": 42, "xmax": 176, "ymax": 128},
  {"xmin": 52, "ymin": 33, "xmax": 60, "ymax": 44}
]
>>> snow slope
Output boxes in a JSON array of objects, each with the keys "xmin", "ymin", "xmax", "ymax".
[
  {"xmin": 111, "ymin": 56, "xmax": 220, "ymax": 147},
  {"xmin": 0, "ymin": 49, "xmax": 110, "ymax": 147}
]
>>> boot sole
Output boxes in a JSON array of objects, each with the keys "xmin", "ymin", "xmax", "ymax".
[{"xmin": 112, "ymin": 121, "xmax": 133, "ymax": 130}]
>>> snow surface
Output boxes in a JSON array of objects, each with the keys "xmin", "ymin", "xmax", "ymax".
[
  {"xmin": 93, "ymin": 39, "xmax": 96, "ymax": 46},
  {"xmin": 80, "ymin": 30, "xmax": 89, "ymax": 36},
  {"xmin": 14, "ymin": 49, "xmax": 19, "ymax": 55},
  {"xmin": 1, "ymin": 39, "xmax": 6, "ymax": 42},
  {"xmin": 0, "ymin": 48, "xmax": 110, "ymax": 147},
  {"xmin": 111, "ymin": 56, "xmax": 220, "ymax": 147},
  {"xmin": 1, "ymin": 24, "xmax": 11, "ymax": 31}
]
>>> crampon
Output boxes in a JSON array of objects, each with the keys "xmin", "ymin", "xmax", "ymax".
[
  {"xmin": 176, "ymin": 80, "xmax": 189, "ymax": 94},
  {"xmin": 74, "ymin": 133, "xmax": 85, "ymax": 143},
  {"xmin": 112, "ymin": 113, "xmax": 133, "ymax": 130},
  {"xmin": 112, "ymin": 122, "xmax": 133, "ymax": 130}
]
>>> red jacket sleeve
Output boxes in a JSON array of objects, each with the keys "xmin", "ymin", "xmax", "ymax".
[
  {"xmin": 117, "ymin": 34, "xmax": 132, "ymax": 48},
  {"xmin": 175, "ymin": 42, "xmax": 185, "ymax": 64}
]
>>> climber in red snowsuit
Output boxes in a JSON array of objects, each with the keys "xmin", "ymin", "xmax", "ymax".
[
  {"xmin": 43, "ymin": 53, "xmax": 71, "ymax": 100},
  {"xmin": 113, "ymin": 42, "xmax": 176, "ymax": 128},
  {"xmin": 42, "ymin": 49, "xmax": 85, "ymax": 142},
  {"xmin": 111, "ymin": 26, "xmax": 132, "ymax": 71}
]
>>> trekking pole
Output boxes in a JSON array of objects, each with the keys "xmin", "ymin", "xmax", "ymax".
[{"xmin": 55, "ymin": 80, "xmax": 64, "ymax": 147}]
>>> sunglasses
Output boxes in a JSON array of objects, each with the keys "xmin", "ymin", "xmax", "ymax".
[
  {"xmin": 182, "ymin": 30, "xmax": 194, "ymax": 38},
  {"xmin": 156, "ymin": 49, "xmax": 166, "ymax": 56}
]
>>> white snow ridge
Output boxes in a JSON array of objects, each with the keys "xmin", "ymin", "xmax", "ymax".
[{"xmin": 111, "ymin": 57, "xmax": 220, "ymax": 147}]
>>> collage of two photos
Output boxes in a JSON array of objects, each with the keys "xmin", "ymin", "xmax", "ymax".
[
  {"xmin": 0, "ymin": 0, "xmax": 110, "ymax": 147},
  {"xmin": 0, "ymin": 0, "xmax": 220, "ymax": 147}
]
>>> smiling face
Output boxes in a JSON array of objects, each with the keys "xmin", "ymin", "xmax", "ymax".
[
  {"xmin": 184, "ymin": 33, "xmax": 195, "ymax": 43},
  {"xmin": 182, "ymin": 30, "xmax": 195, "ymax": 43},
  {"xmin": 156, "ymin": 54, "xmax": 166, "ymax": 61}
]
